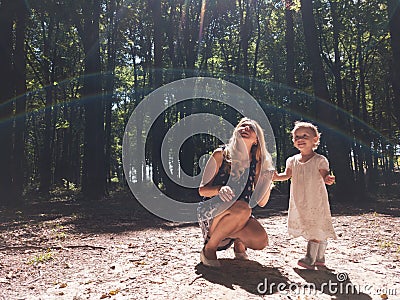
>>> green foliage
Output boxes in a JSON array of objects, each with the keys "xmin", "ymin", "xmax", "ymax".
[
  {"xmin": 1, "ymin": 0, "xmax": 398, "ymax": 201},
  {"xmin": 27, "ymin": 249, "xmax": 53, "ymax": 265}
]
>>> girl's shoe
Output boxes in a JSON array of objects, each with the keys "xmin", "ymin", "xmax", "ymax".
[
  {"xmin": 297, "ymin": 240, "xmax": 319, "ymax": 269},
  {"xmin": 298, "ymin": 257, "xmax": 315, "ymax": 269},
  {"xmin": 234, "ymin": 251, "xmax": 249, "ymax": 260},
  {"xmin": 315, "ymin": 241, "xmax": 327, "ymax": 266},
  {"xmin": 200, "ymin": 248, "xmax": 221, "ymax": 267}
]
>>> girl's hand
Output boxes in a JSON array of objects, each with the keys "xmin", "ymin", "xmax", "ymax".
[
  {"xmin": 272, "ymin": 170, "xmax": 279, "ymax": 181},
  {"xmin": 324, "ymin": 174, "xmax": 335, "ymax": 185},
  {"xmin": 218, "ymin": 186, "xmax": 235, "ymax": 202}
]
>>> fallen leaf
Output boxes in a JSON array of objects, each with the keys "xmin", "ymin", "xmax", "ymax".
[
  {"xmin": 109, "ymin": 289, "xmax": 119, "ymax": 295},
  {"xmin": 59, "ymin": 283, "xmax": 67, "ymax": 288}
]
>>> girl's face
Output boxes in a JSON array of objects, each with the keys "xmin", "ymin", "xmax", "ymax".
[
  {"xmin": 292, "ymin": 127, "xmax": 318, "ymax": 151},
  {"xmin": 236, "ymin": 121, "xmax": 258, "ymax": 145}
]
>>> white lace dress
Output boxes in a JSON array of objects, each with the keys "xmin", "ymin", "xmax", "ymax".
[{"xmin": 286, "ymin": 153, "xmax": 337, "ymax": 241}]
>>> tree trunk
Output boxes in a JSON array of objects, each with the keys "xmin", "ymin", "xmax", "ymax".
[
  {"xmin": 300, "ymin": 0, "xmax": 355, "ymax": 202},
  {"xmin": 285, "ymin": 0, "xmax": 295, "ymax": 88},
  {"xmin": 39, "ymin": 84, "xmax": 54, "ymax": 194},
  {"xmin": 251, "ymin": 1, "xmax": 262, "ymax": 91},
  {"xmin": 285, "ymin": 0, "xmax": 297, "ymax": 127},
  {"xmin": 238, "ymin": 0, "xmax": 252, "ymax": 90},
  {"xmin": 80, "ymin": 0, "xmax": 106, "ymax": 200},
  {"xmin": 38, "ymin": 19, "xmax": 58, "ymax": 194},
  {"xmin": 329, "ymin": 0, "xmax": 355, "ymax": 197},
  {"xmin": 104, "ymin": 0, "xmax": 120, "ymax": 189},
  {"xmin": 388, "ymin": 0, "xmax": 400, "ymax": 126},
  {"xmin": 150, "ymin": 0, "xmax": 163, "ymax": 87},
  {"xmin": 149, "ymin": 0, "xmax": 163, "ymax": 187},
  {"xmin": 13, "ymin": 0, "xmax": 28, "ymax": 203},
  {"xmin": 0, "ymin": 0, "xmax": 16, "ymax": 205}
]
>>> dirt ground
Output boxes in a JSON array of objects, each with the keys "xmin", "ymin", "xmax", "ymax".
[{"xmin": 0, "ymin": 189, "xmax": 399, "ymax": 300}]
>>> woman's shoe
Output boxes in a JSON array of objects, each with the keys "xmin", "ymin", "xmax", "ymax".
[
  {"xmin": 234, "ymin": 251, "xmax": 249, "ymax": 260},
  {"xmin": 233, "ymin": 240, "xmax": 248, "ymax": 260},
  {"xmin": 200, "ymin": 249, "xmax": 221, "ymax": 267}
]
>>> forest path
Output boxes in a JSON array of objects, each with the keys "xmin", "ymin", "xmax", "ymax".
[{"xmin": 0, "ymin": 191, "xmax": 399, "ymax": 299}]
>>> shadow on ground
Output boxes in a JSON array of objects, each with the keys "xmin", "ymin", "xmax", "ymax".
[
  {"xmin": 293, "ymin": 268, "xmax": 372, "ymax": 300},
  {"xmin": 194, "ymin": 259, "xmax": 289, "ymax": 295},
  {"xmin": 1, "ymin": 188, "xmax": 399, "ymax": 236}
]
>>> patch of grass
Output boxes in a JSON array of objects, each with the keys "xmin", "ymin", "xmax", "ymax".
[
  {"xmin": 378, "ymin": 240, "xmax": 393, "ymax": 248},
  {"xmin": 56, "ymin": 231, "xmax": 67, "ymax": 240},
  {"xmin": 28, "ymin": 249, "xmax": 53, "ymax": 265},
  {"xmin": 52, "ymin": 224, "xmax": 68, "ymax": 240}
]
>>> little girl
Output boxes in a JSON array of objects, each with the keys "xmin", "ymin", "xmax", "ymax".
[{"xmin": 273, "ymin": 121, "xmax": 336, "ymax": 269}]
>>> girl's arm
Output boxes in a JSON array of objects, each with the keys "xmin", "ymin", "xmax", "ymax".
[
  {"xmin": 319, "ymin": 169, "xmax": 335, "ymax": 185},
  {"xmin": 272, "ymin": 167, "xmax": 292, "ymax": 182}
]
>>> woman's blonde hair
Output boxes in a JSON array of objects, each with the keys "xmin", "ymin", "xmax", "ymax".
[
  {"xmin": 291, "ymin": 121, "xmax": 321, "ymax": 150},
  {"xmin": 225, "ymin": 117, "xmax": 274, "ymax": 178}
]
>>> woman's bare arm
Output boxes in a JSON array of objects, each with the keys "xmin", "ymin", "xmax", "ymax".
[
  {"xmin": 253, "ymin": 163, "xmax": 273, "ymax": 207},
  {"xmin": 198, "ymin": 149, "xmax": 224, "ymax": 198}
]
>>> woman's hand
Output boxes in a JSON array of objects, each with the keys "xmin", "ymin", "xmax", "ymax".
[{"xmin": 218, "ymin": 186, "xmax": 235, "ymax": 202}]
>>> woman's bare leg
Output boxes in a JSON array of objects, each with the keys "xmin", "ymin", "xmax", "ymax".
[
  {"xmin": 203, "ymin": 201, "xmax": 251, "ymax": 259},
  {"xmin": 231, "ymin": 217, "xmax": 268, "ymax": 250}
]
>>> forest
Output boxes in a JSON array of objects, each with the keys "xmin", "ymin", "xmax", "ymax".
[{"xmin": 0, "ymin": 0, "xmax": 399, "ymax": 207}]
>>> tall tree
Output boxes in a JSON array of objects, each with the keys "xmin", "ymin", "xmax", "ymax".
[
  {"xmin": 76, "ymin": 0, "xmax": 106, "ymax": 200},
  {"xmin": 38, "ymin": 12, "xmax": 57, "ymax": 194},
  {"xmin": 325, "ymin": 0, "xmax": 355, "ymax": 192},
  {"xmin": 149, "ymin": 0, "xmax": 163, "ymax": 87},
  {"xmin": 179, "ymin": 1, "xmax": 201, "ymax": 180},
  {"xmin": 388, "ymin": 0, "xmax": 400, "ymax": 126},
  {"xmin": 300, "ymin": 0, "xmax": 355, "ymax": 202},
  {"xmin": 285, "ymin": 0, "xmax": 295, "ymax": 89},
  {"xmin": 13, "ymin": 0, "xmax": 29, "ymax": 201},
  {"xmin": 238, "ymin": 0, "xmax": 252, "ymax": 89},
  {"xmin": 104, "ymin": 0, "xmax": 121, "ymax": 187},
  {"xmin": 148, "ymin": 0, "xmax": 164, "ymax": 186},
  {"xmin": 0, "ymin": 0, "xmax": 16, "ymax": 205}
]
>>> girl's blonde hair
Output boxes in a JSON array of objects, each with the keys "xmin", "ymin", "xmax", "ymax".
[
  {"xmin": 291, "ymin": 121, "xmax": 321, "ymax": 150},
  {"xmin": 225, "ymin": 117, "xmax": 274, "ymax": 178}
]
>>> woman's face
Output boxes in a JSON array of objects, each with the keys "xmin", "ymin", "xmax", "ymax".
[{"xmin": 236, "ymin": 121, "xmax": 258, "ymax": 145}]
